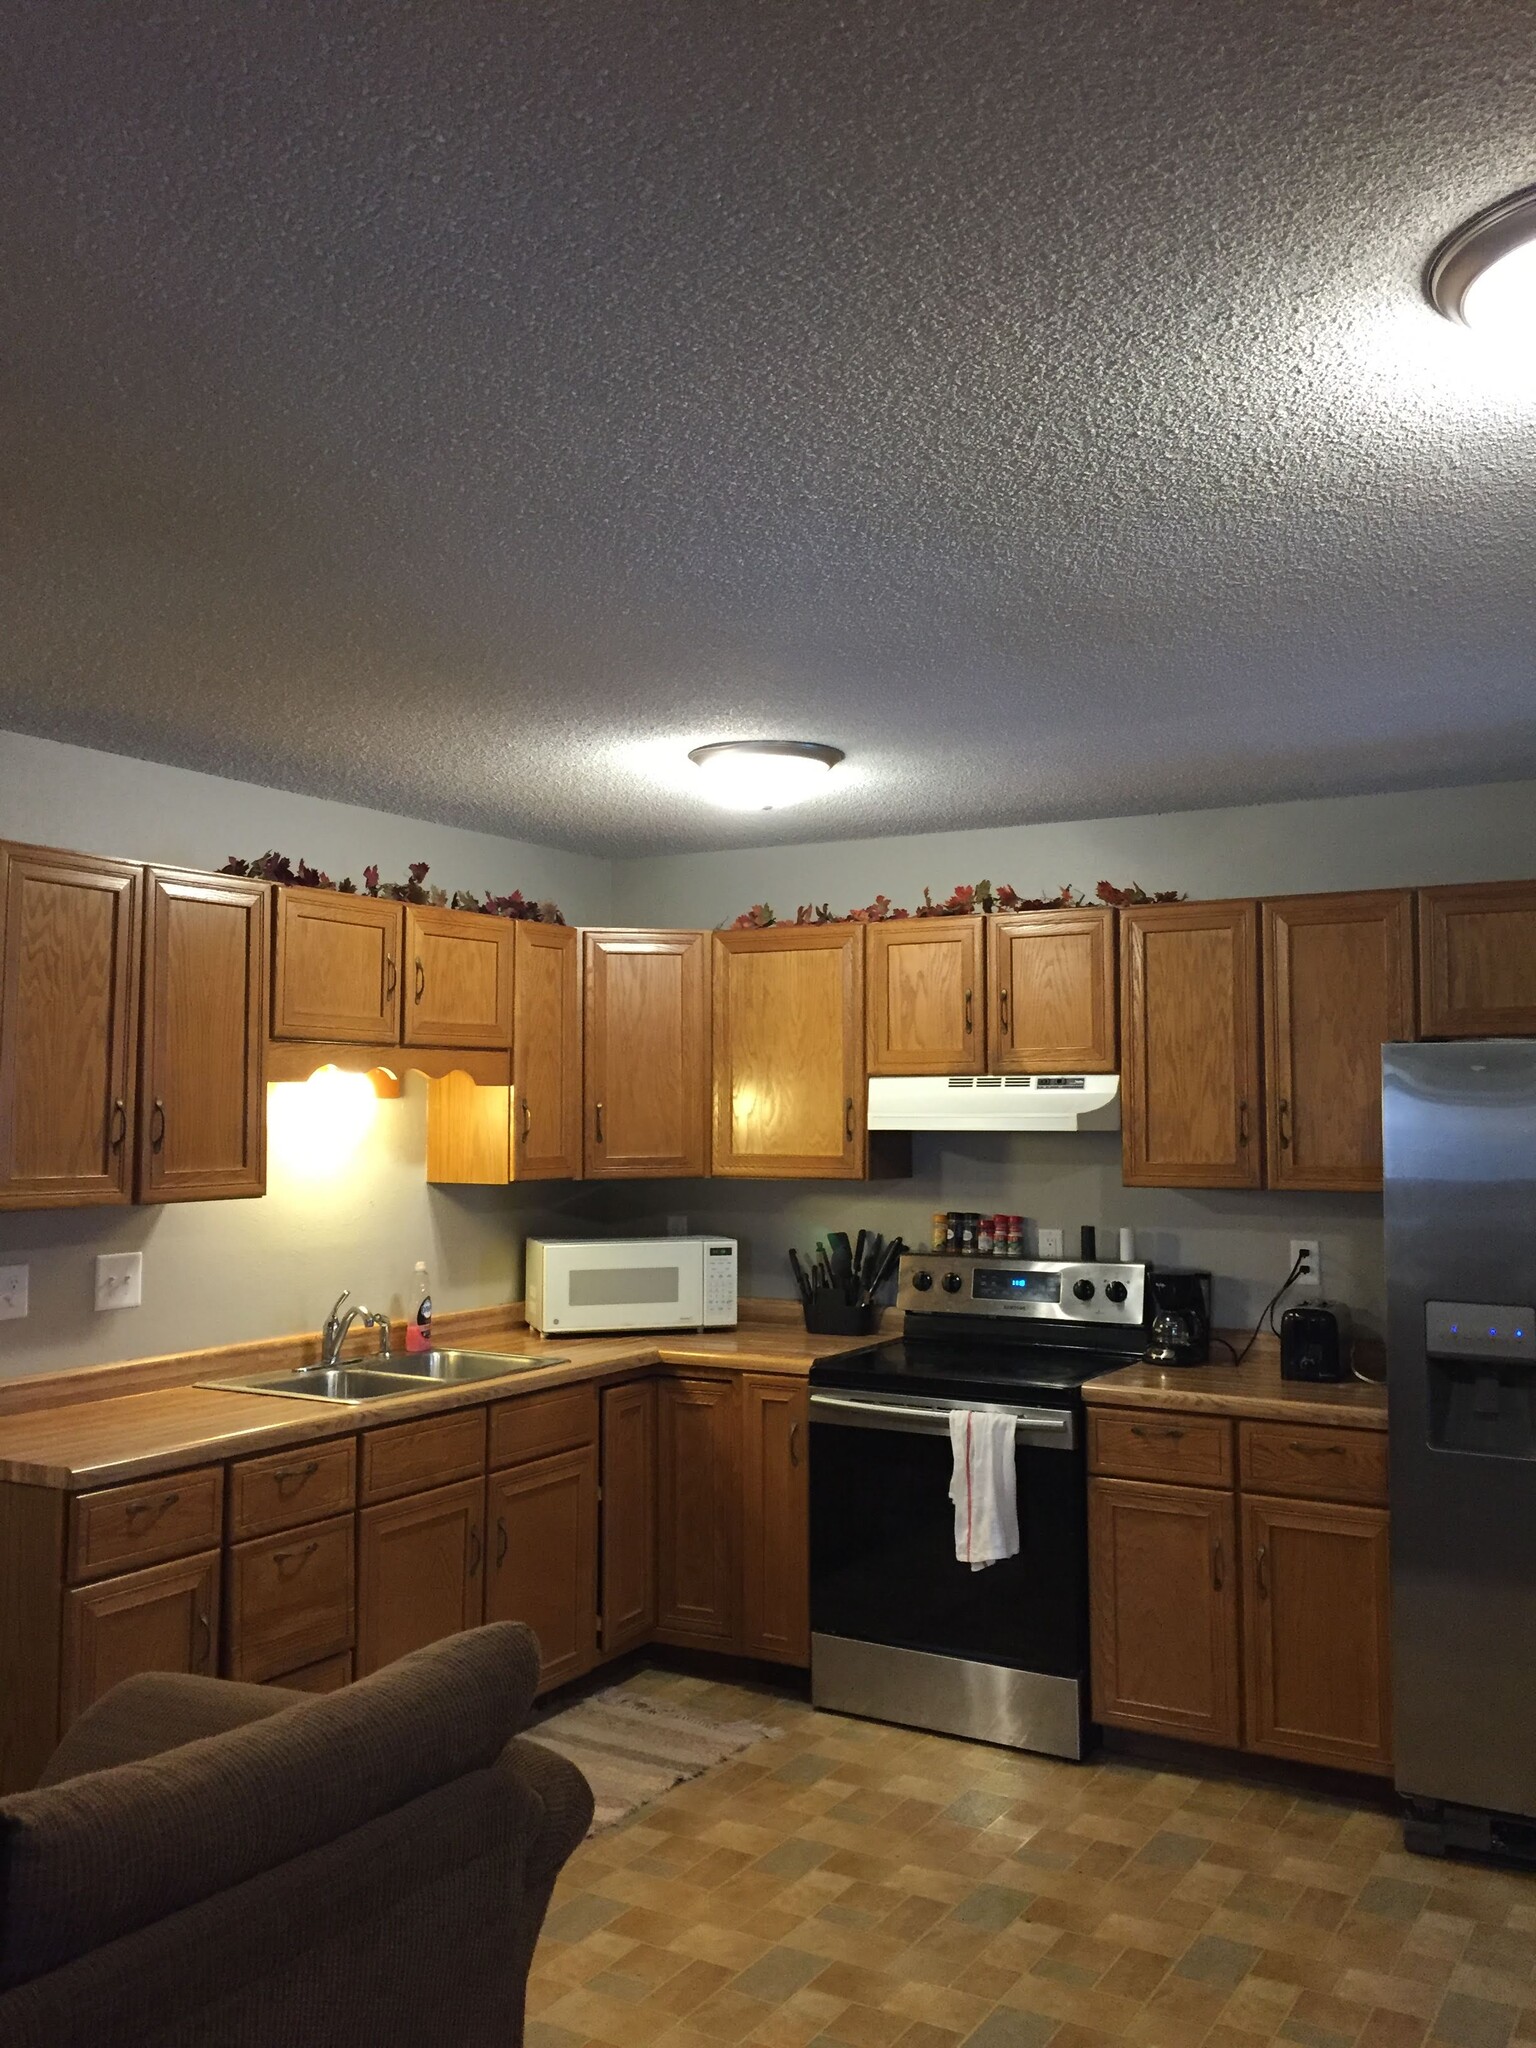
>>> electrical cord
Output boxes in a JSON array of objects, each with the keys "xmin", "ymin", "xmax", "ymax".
[{"xmin": 1235, "ymin": 1251, "xmax": 1308, "ymax": 1364}]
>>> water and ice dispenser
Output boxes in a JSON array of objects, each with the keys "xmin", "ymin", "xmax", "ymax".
[{"xmin": 1425, "ymin": 1299, "xmax": 1536, "ymax": 1457}]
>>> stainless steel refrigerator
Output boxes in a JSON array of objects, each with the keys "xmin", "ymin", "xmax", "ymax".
[{"xmin": 1383, "ymin": 1040, "xmax": 1536, "ymax": 1860}]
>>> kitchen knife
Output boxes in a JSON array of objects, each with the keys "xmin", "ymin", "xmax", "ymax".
[
  {"xmin": 788, "ymin": 1249, "xmax": 811, "ymax": 1304},
  {"xmin": 827, "ymin": 1231, "xmax": 854, "ymax": 1297},
  {"xmin": 860, "ymin": 1236, "xmax": 905, "ymax": 1305},
  {"xmin": 852, "ymin": 1229, "xmax": 870, "ymax": 1284}
]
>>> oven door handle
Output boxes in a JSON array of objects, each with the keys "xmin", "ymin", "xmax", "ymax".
[{"xmin": 808, "ymin": 1392, "xmax": 1073, "ymax": 1440}]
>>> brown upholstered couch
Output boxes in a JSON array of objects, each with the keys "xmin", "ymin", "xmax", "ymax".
[{"xmin": 0, "ymin": 1622, "xmax": 592, "ymax": 2047}]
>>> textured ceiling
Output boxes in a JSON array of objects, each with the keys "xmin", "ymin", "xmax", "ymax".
[{"xmin": 3, "ymin": 2, "xmax": 1534, "ymax": 857}]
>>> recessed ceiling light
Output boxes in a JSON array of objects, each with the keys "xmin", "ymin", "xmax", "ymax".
[
  {"xmin": 687, "ymin": 739, "xmax": 845, "ymax": 811},
  {"xmin": 1426, "ymin": 185, "xmax": 1536, "ymax": 337}
]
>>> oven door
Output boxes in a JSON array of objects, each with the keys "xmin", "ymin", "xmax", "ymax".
[{"xmin": 808, "ymin": 1388, "xmax": 1090, "ymax": 1755}]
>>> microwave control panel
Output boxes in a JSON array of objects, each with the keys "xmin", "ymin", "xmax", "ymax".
[{"xmin": 703, "ymin": 1239, "xmax": 738, "ymax": 1324}]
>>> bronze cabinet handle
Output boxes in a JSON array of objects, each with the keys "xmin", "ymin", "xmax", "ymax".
[
  {"xmin": 468, "ymin": 1526, "xmax": 482, "ymax": 1578},
  {"xmin": 272, "ymin": 1540, "xmax": 319, "ymax": 1577},
  {"xmin": 1256, "ymin": 1543, "xmax": 1269, "ymax": 1596},
  {"xmin": 109, "ymin": 1098, "xmax": 127, "ymax": 1150},
  {"xmin": 126, "ymin": 1491, "xmax": 180, "ymax": 1524},
  {"xmin": 1212, "ymin": 1538, "xmax": 1224, "ymax": 1591},
  {"xmin": 595, "ymin": 1101, "xmax": 605, "ymax": 1144},
  {"xmin": 1130, "ymin": 1424, "xmax": 1185, "ymax": 1441},
  {"xmin": 496, "ymin": 1517, "xmax": 508, "ymax": 1568},
  {"xmin": 1238, "ymin": 1099, "xmax": 1250, "ymax": 1147},
  {"xmin": 385, "ymin": 954, "xmax": 397, "ymax": 997},
  {"xmin": 195, "ymin": 1609, "xmax": 212, "ymax": 1670},
  {"xmin": 521, "ymin": 1098, "xmax": 532, "ymax": 1143},
  {"xmin": 789, "ymin": 1421, "xmax": 802, "ymax": 1468},
  {"xmin": 274, "ymin": 1460, "xmax": 320, "ymax": 1494},
  {"xmin": 414, "ymin": 958, "xmax": 425, "ymax": 1004},
  {"xmin": 1000, "ymin": 986, "xmax": 1011, "ymax": 1031},
  {"xmin": 1278, "ymin": 1097, "xmax": 1291, "ymax": 1149},
  {"xmin": 964, "ymin": 989, "xmax": 973, "ymax": 1034},
  {"xmin": 844, "ymin": 1096, "xmax": 855, "ymax": 1142},
  {"xmin": 150, "ymin": 1099, "xmax": 166, "ymax": 1152}
]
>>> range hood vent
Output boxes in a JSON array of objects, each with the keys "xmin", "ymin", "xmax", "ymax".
[{"xmin": 866, "ymin": 1073, "xmax": 1120, "ymax": 1133}]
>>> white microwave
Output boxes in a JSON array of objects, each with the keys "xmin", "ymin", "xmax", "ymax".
[{"xmin": 525, "ymin": 1237, "xmax": 738, "ymax": 1335}]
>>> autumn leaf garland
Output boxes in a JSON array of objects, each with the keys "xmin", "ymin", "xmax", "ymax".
[
  {"xmin": 728, "ymin": 879, "xmax": 1184, "ymax": 929},
  {"xmin": 218, "ymin": 852, "xmax": 565, "ymax": 923}
]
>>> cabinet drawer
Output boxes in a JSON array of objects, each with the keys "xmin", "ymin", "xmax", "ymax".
[
  {"xmin": 225, "ymin": 1514, "xmax": 354, "ymax": 1682},
  {"xmin": 1239, "ymin": 1422, "xmax": 1388, "ymax": 1505},
  {"xmin": 489, "ymin": 1383, "xmax": 599, "ymax": 1470},
  {"xmin": 359, "ymin": 1409, "xmax": 486, "ymax": 1505},
  {"xmin": 229, "ymin": 1437, "xmax": 357, "ymax": 1539},
  {"xmin": 1088, "ymin": 1410, "xmax": 1232, "ymax": 1487},
  {"xmin": 270, "ymin": 1651, "xmax": 353, "ymax": 1694},
  {"xmin": 69, "ymin": 1466, "xmax": 225, "ymax": 1583}
]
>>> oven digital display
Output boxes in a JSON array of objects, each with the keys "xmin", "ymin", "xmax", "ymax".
[{"xmin": 971, "ymin": 1269, "xmax": 1061, "ymax": 1304}]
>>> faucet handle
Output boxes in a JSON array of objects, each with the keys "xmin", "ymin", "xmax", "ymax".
[{"xmin": 324, "ymin": 1290, "xmax": 350, "ymax": 1330}]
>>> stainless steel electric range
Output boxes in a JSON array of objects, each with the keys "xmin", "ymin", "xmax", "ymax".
[{"xmin": 808, "ymin": 1250, "xmax": 1150, "ymax": 1760}]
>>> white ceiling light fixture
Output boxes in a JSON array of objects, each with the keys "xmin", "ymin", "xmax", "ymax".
[
  {"xmin": 687, "ymin": 739, "xmax": 845, "ymax": 811},
  {"xmin": 1427, "ymin": 185, "xmax": 1536, "ymax": 337}
]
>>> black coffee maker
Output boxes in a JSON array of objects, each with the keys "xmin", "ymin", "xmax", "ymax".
[{"xmin": 1143, "ymin": 1269, "xmax": 1212, "ymax": 1366}]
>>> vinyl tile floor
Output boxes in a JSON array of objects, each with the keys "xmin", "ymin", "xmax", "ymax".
[{"xmin": 526, "ymin": 1670, "xmax": 1536, "ymax": 2048}]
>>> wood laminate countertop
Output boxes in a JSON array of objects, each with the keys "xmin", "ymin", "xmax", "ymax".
[
  {"xmin": 0, "ymin": 1323, "xmax": 884, "ymax": 1491},
  {"xmin": 1083, "ymin": 1355, "xmax": 1389, "ymax": 1430}
]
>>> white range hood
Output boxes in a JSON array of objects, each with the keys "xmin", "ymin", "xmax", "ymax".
[{"xmin": 867, "ymin": 1073, "xmax": 1120, "ymax": 1133}]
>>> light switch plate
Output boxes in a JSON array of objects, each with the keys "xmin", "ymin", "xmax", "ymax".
[
  {"xmin": 95, "ymin": 1252, "xmax": 143, "ymax": 1311},
  {"xmin": 0, "ymin": 1266, "xmax": 28, "ymax": 1320}
]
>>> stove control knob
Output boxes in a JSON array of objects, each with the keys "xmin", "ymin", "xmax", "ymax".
[
  {"xmin": 1104, "ymin": 1280, "xmax": 1128, "ymax": 1304},
  {"xmin": 942, "ymin": 1271, "xmax": 964, "ymax": 1294},
  {"xmin": 910, "ymin": 1269, "xmax": 934, "ymax": 1292},
  {"xmin": 1073, "ymin": 1278, "xmax": 1096, "ymax": 1301}
]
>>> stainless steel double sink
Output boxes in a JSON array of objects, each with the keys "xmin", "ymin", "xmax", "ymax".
[{"xmin": 199, "ymin": 1350, "xmax": 568, "ymax": 1406}]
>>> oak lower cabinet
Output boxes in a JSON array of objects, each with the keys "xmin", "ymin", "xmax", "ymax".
[
  {"xmin": 1262, "ymin": 890, "xmax": 1415, "ymax": 1192},
  {"xmin": 1088, "ymin": 1480, "xmax": 1241, "ymax": 1746},
  {"xmin": 865, "ymin": 917, "xmax": 985, "ymax": 1077},
  {"xmin": 741, "ymin": 1377, "xmax": 810, "ymax": 1664},
  {"xmin": 583, "ymin": 929, "xmax": 710, "ymax": 1176},
  {"xmin": 62, "ymin": 1550, "xmax": 220, "ymax": 1724},
  {"xmin": 403, "ymin": 904, "xmax": 515, "ymax": 1051},
  {"xmin": 0, "ymin": 842, "xmax": 141, "ymax": 1209},
  {"xmin": 1120, "ymin": 900, "xmax": 1262, "ymax": 1188},
  {"xmin": 656, "ymin": 1375, "xmax": 742, "ymax": 1649},
  {"xmin": 1418, "ymin": 880, "xmax": 1536, "ymax": 1037},
  {"xmin": 600, "ymin": 1381, "xmax": 657, "ymax": 1655},
  {"xmin": 485, "ymin": 1450, "xmax": 598, "ymax": 1693},
  {"xmin": 712, "ymin": 925, "xmax": 865, "ymax": 1178},
  {"xmin": 272, "ymin": 889, "xmax": 403, "ymax": 1042},
  {"xmin": 989, "ymin": 909, "xmax": 1117, "ymax": 1074},
  {"xmin": 355, "ymin": 1480, "xmax": 484, "ymax": 1678},
  {"xmin": 1241, "ymin": 1494, "xmax": 1392, "ymax": 1774}
]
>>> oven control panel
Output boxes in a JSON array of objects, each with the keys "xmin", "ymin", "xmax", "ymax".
[{"xmin": 896, "ymin": 1254, "xmax": 1146, "ymax": 1327}]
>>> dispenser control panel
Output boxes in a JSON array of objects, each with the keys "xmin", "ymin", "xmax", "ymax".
[{"xmin": 1426, "ymin": 1301, "xmax": 1536, "ymax": 1364}]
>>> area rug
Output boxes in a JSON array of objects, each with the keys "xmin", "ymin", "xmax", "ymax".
[{"xmin": 528, "ymin": 1687, "xmax": 780, "ymax": 1833}]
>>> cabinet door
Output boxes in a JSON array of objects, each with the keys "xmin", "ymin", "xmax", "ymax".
[
  {"xmin": 402, "ymin": 905, "xmax": 515, "ymax": 1051},
  {"xmin": 62, "ymin": 1550, "xmax": 219, "ymax": 1726},
  {"xmin": 355, "ymin": 1476, "xmax": 484, "ymax": 1677},
  {"xmin": 1418, "ymin": 881, "xmax": 1536, "ymax": 1038},
  {"xmin": 512, "ymin": 922, "xmax": 581, "ymax": 1180},
  {"xmin": 1088, "ymin": 1478, "xmax": 1240, "ymax": 1745},
  {"xmin": 600, "ymin": 1381, "xmax": 657, "ymax": 1656},
  {"xmin": 0, "ymin": 844, "xmax": 140, "ymax": 1209},
  {"xmin": 1242, "ymin": 1494, "xmax": 1392, "ymax": 1775},
  {"xmin": 138, "ymin": 869, "xmax": 269, "ymax": 1203},
  {"xmin": 656, "ymin": 1375, "xmax": 741, "ymax": 1649},
  {"xmin": 1121, "ymin": 900, "xmax": 1261, "ymax": 1188},
  {"xmin": 989, "ymin": 910, "xmax": 1116, "ymax": 1073},
  {"xmin": 485, "ymin": 1446, "xmax": 598, "ymax": 1693},
  {"xmin": 272, "ymin": 890, "xmax": 403, "ymax": 1042},
  {"xmin": 865, "ymin": 918, "xmax": 984, "ymax": 1077},
  {"xmin": 583, "ymin": 930, "xmax": 709, "ymax": 1176},
  {"xmin": 1263, "ymin": 891, "xmax": 1414, "ymax": 1192},
  {"xmin": 742, "ymin": 1377, "xmax": 809, "ymax": 1665},
  {"xmin": 712, "ymin": 925, "xmax": 864, "ymax": 1178}
]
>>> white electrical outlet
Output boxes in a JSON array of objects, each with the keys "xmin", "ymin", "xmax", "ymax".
[
  {"xmin": 95, "ymin": 1252, "xmax": 143, "ymax": 1311},
  {"xmin": 1290, "ymin": 1239, "xmax": 1322, "ymax": 1293},
  {"xmin": 1037, "ymin": 1227, "xmax": 1064, "ymax": 1258},
  {"xmin": 0, "ymin": 1265, "xmax": 28, "ymax": 1320}
]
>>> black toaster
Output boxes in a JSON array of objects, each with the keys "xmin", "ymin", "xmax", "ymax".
[{"xmin": 1279, "ymin": 1302, "xmax": 1348, "ymax": 1381}]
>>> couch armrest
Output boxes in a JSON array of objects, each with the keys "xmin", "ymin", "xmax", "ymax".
[
  {"xmin": 496, "ymin": 1734, "xmax": 594, "ymax": 1884},
  {"xmin": 38, "ymin": 1672, "xmax": 311, "ymax": 1787}
]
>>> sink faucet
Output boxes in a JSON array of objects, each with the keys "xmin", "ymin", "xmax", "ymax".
[{"xmin": 321, "ymin": 1292, "xmax": 392, "ymax": 1366}]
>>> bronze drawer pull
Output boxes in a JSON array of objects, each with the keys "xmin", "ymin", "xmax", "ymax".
[
  {"xmin": 1288, "ymin": 1439, "xmax": 1345, "ymax": 1455},
  {"xmin": 964, "ymin": 989, "xmax": 973, "ymax": 1034},
  {"xmin": 272, "ymin": 1540, "xmax": 319, "ymax": 1577},
  {"xmin": 468, "ymin": 1526, "xmax": 482, "ymax": 1578},
  {"xmin": 496, "ymin": 1517, "xmax": 508, "ymax": 1568},
  {"xmin": 109, "ymin": 1098, "xmax": 127, "ymax": 1150},
  {"xmin": 1256, "ymin": 1543, "xmax": 1269, "ymax": 1596},
  {"xmin": 125, "ymin": 1491, "xmax": 180, "ymax": 1525},
  {"xmin": 274, "ymin": 1460, "xmax": 321, "ymax": 1494},
  {"xmin": 150, "ymin": 1098, "xmax": 166, "ymax": 1152},
  {"xmin": 414, "ymin": 958, "xmax": 425, "ymax": 1004},
  {"xmin": 1212, "ymin": 1539, "xmax": 1224, "ymax": 1591},
  {"xmin": 1129, "ymin": 1424, "xmax": 1186, "ymax": 1441}
]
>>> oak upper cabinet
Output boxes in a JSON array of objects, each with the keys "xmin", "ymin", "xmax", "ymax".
[
  {"xmin": 1418, "ymin": 880, "xmax": 1536, "ymax": 1038},
  {"xmin": 62, "ymin": 1551, "xmax": 220, "ymax": 1725},
  {"xmin": 865, "ymin": 917, "xmax": 984, "ymax": 1076},
  {"xmin": 712, "ymin": 925, "xmax": 864, "ymax": 1178},
  {"xmin": 989, "ymin": 910, "xmax": 1117, "ymax": 1073},
  {"xmin": 1088, "ymin": 1478, "xmax": 1241, "ymax": 1747},
  {"xmin": 741, "ymin": 1377, "xmax": 810, "ymax": 1665},
  {"xmin": 272, "ymin": 890, "xmax": 403, "ymax": 1042},
  {"xmin": 513, "ymin": 922, "xmax": 582, "ymax": 1179},
  {"xmin": 485, "ymin": 1448, "xmax": 598, "ymax": 1693},
  {"xmin": 1242, "ymin": 1494, "xmax": 1392, "ymax": 1775},
  {"xmin": 402, "ymin": 905, "xmax": 515, "ymax": 1051},
  {"xmin": 1263, "ymin": 891, "xmax": 1415, "ymax": 1192},
  {"xmin": 655, "ymin": 1375, "xmax": 741, "ymax": 1649},
  {"xmin": 0, "ymin": 843, "xmax": 141, "ymax": 1209},
  {"xmin": 1121, "ymin": 900, "xmax": 1262, "ymax": 1188},
  {"xmin": 584, "ymin": 930, "xmax": 709, "ymax": 1176},
  {"xmin": 355, "ymin": 1477, "xmax": 484, "ymax": 1678},
  {"xmin": 138, "ymin": 869, "xmax": 269, "ymax": 1204},
  {"xmin": 600, "ymin": 1381, "xmax": 657, "ymax": 1656}
]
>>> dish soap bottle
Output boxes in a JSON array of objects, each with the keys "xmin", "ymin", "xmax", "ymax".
[{"xmin": 406, "ymin": 1261, "xmax": 433, "ymax": 1353}]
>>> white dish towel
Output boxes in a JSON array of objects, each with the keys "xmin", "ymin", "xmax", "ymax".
[{"xmin": 948, "ymin": 1408, "xmax": 1019, "ymax": 1570}]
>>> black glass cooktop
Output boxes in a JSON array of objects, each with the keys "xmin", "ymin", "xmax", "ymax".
[{"xmin": 809, "ymin": 1334, "xmax": 1138, "ymax": 1406}]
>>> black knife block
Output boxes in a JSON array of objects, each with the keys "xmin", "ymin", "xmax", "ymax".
[{"xmin": 802, "ymin": 1290, "xmax": 879, "ymax": 1336}]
